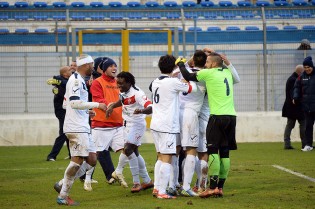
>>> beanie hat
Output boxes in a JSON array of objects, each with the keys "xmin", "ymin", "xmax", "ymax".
[
  {"xmin": 102, "ymin": 58, "xmax": 117, "ymax": 72},
  {"xmin": 93, "ymin": 57, "xmax": 104, "ymax": 71},
  {"xmin": 301, "ymin": 39, "xmax": 310, "ymax": 46},
  {"xmin": 303, "ymin": 56, "xmax": 314, "ymax": 68}
]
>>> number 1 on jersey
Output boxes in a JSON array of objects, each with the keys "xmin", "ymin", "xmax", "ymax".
[{"xmin": 224, "ymin": 78, "xmax": 230, "ymax": 96}]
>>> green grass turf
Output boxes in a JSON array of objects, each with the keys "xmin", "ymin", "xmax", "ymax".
[{"xmin": 0, "ymin": 142, "xmax": 314, "ymax": 209}]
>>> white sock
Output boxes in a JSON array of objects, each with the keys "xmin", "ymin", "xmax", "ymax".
[
  {"xmin": 169, "ymin": 155, "xmax": 178, "ymax": 189},
  {"xmin": 181, "ymin": 158, "xmax": 186, "ymax": 183},
  {"xmin": 183, "ymin": 154, "xmax": 196, "ymax": 191},
  {"xmin": 195, "ymin": 159, "xmax": 201, "ymax": 187},
  {"xmin": 128, "ymin": 153, "xmax": 140, "ymax": 184},
  {"xmin": 74, "ymin": 161, "xmax": 88, "ymax": 179},
  {"xmin": 159, "ymin": 162, "xmax": 171, "ymax": 195},
  {"xmin": 138, "ymin": 154, "xmax": 151, "ymax": 183},
  {"xmin": 58, "ymin": 178, "xmax": 63, "ymax": 186},
  {"xmin": 85, "ymin": 166, "xmax": 94, "ymax": 182},
  {"xmin": 200, "ymin": 160, "xmax": 208, "ymax": 188},
  {"xmin": 59, "ymin": 161, "xmax": 80, "ymax": 198},
  {"xmin": 115, "ymin": 153, "xmax": 129, "ymax": 174},
  {"xmin": 154, "ymin": 160, "xmax": 162, "ymax": 190}
]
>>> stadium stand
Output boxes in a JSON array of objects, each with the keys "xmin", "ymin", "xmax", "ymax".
[
  {"xmin": 0, "ymin": 2, "xmax": 9, "ymax": 8},
  {"xmin": 15, "ymin": 28, "xmax": 29, "ymax": 34},
  {"xmin": 204, "ymin": 12, "xmax": 217, "ymax": 19},
  {"xmin": 184, "ymin": 12, "xmax": 198, "ymax": 19},
  {"xmin": 55, "ymin": 28, "xmax": 67, "ymax": 33},
  {"xmin": 53, "ymin": 15, "xmax": 66, "ymax": 21},
  {"xmin": 127, "ymin": 1, "xmax": 141, "ymax": 7},
  {"xmin": 33, "ymin": 15, "xmax": 48, "ymax": 21},
  {"xmin": 266, "ymin": 25, "xmax": 279, "ymax": 30},
  {"xmin": 71, "ymin": 2, "xmax": 85, "ymax": 7},
  {"xmin": 278, "ymin": 12, "xmax": 293, "ymax": 18},
  {"xmin": 34, "ymin": 28, "xmax": 49, "ymax": 34},
  {"xmin": 166, "ymin": 13, "xmax": 180, "ymax": 19},
  {"xmin": 33, "ymin": 2, "xmax": 47, "ymax": 8},
  {"xmin": 128, "ymin": 13, "xmax": 142, "ymax": 19},
  {"xmin": 256, "ymin": 1, "xmax": 271, "ymax": 6},
  {"xmin": 145, "ymin": 1, "xmax": 159, "ymax": 7},
  {"xmin": 241, "ymin": 11, "xmax": 255, "ymax": 19},
  {"xmin": 14, "ymin": 1, "xmax": 28, "ymax": 8},
  {"xmin": 245, "ymin": 26, "xmax": 260, "ymax": 31},
  {"xmin": 71, "ymin": 15, "xmax": 86, "ymax": 21},
  {"xmin": 14, "ymin": 15, "xmax": 28, "ymax": 21},
  {"xmin": 274, "ymin": 1, "xmax": 289, "ymax": 6},
  {"xmin": 109, "ymin": 1, "xmax": 123, "ymax": 7},
  {"xmin": 110, "ymin": 14, "xmax": 124, "ymax": 20},
  {"xmin": 147, "ymin": 13, "xmax": 161, "ymax": 19},
  {"xmin": 200, "ymin": 1, "xmax": 215, "ymax": 7},
  {"xmin": 0, "ymin": 15, "xmax": 9, "ymax": 20},
  {"xmin": 237, "ymin": 1, "xmax": 251, "ymax": 7},
  {"xmin": 188, "ymin": 26, "xmax": 202, "ymax": 31},
  {"xmin": 302, "ymin": 25, "xmax": 315, "ymax": 30},
  {"xmin": 292, "ymin": 0, "xmax": 308, "ymax": 6},
  {"xmin": 298, "ymin": 12, "xmax": 312, "ymax": 18},
  {"xmin": 182, "ymin": 1, "xmax": 197, "ymax": 7},
  {"xmin": 90, "ymin": 2, "xmax": 104, "ymax": 7},
  {"xmin": 0, "ymin": 28, "xmax": 9, "ymax": 34},
  {"xmin": 207, "ymin": 26, "xmax": 221, "ymax": 31},
  {"xmin": 219, "ymin": 1, "xmax": 233, "ymax": 7},
  {"xmin": 222, "ymin": 13, "xmax": 236, "ymax": 19},
  {"xmin": 163, "ymin": 1, "xmax": 178, "ymax": 7},
  {"xmin": 226, "ymin": 26, "xmax": 241, "ymax": 30},
  {"xmin": 52, "ymin": 2, "xmax": 66, "ymax": 7},
  {"xmin": 90, "ymin": 15, "xmax": 105, "ymax": 20},
  {"xmin": 283, "ymin": 25, "xmax": 298, "ymax": 30}
]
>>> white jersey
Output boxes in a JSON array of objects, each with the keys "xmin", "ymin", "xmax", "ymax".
[
  {"xmin": 63, "ymin": 72, "xmax": 91, "ymax": 133},
  {"xmin": 150, "ymin": 74, "xmax": 195, "ymax": 134},
  {"xmin": 119, "ymin": 85, "xmax": 152, "ymax": 123},
  {"xmin": 178, "ymin": 63, "xmax": 207, "ymax": 113}
]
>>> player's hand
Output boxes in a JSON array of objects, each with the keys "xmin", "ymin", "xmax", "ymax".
[
  {"xmin": 52, "ymin": 87, "xmax": 59, "ymax": 95},
  {"xmin": 220, "ymin": 54, "xmax": 230, "ymax": 66},
  {"xmin": 292, "ymin": 99, "xmax": 295, "ymax": 105},
  {"xmin": 134, "ymin": 109, "xmax": 143, "ymax": 114},
  {"xmin": 175, "ymin": 57, "xmax": 187, "ymax": 66},
  {"xmin": 203, "ymin": 47, "xmax": 215, "ymax": 55},
  {"xmin": 98, "ymin": 103, "xmax": 107, "ymax": 111},
  {"xmin": 47, "ymin": 78, "xmax": 61, "ymax": 85},
  {"xmin": 105, "ymin": 102, "xmax": 115, "ymax": 118},
  {"xmin": 88, "ymin": 110, "xmax": 96, "ymax": 118}
]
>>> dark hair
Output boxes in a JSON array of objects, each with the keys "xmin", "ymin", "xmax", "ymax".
[
  {"xmin": 297, "ymin": 44, "xmax": 312, "ymax": 50},
  {"xmin": 193, "ymin": 50, "xmax": 207, "ymax": 68},
  {"xmin": 117, "ymin": 71, "xmax": 138, "ymax": 90},
  {"xmin": 208, "ymin": 52, "xmax": 224, "ymax": 67},
  {"xmin": 158, "ymin": 54, "xmax": 176, "ymax": 74}
]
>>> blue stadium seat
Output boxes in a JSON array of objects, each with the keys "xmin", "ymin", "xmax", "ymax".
[
  {"xmin": 222, "ymin": 13, "xmax": 236, "ymax": 19},
  {"xmin": 0, "ymin": 2, "xmax": 9, "ymax": 8},
  {"xmin": 292, "ymin": 0, "xmax": 307, "ymax": 6},
  {"xmin": 53, "ymin": 2, "xmax": 66, "ymax": 7},
  {"xmin": 207, "ymin": 26, "xmax": 221, "ymax": 31},
  {"xmin": 312, "ymin": 0, "xmax": 315, "ymax": 5},
  {"xmin": 188, "ymin": 27, "xmax": 202, "ymax": 32},
  {"xmin": 33, "ymin": 15, "xmax": 48, "ymax": 20},
  {"xmin": 128, "ymin": 13, "xmax": 142, "ymax": 19},
  {"xmin": 0, "ymin": 28, "xmax": 9, "ymax": 34},
  {"xmin": 148, "ymin": 13, "xmax": 161, "ymax": 19},
  {"xmin": 71, "ymin": 15, "xmax": 86, "ymax": 21},
  {"xmin": 265, "ymin": 13, "xmax": 274, "ymax": 18},
  {"xmin": 110, "ymin": 14, "xmax": 124, "ymax": 20},
  {"xmin": 90, "ymin": 15, "xmax": 105, "ymax": 20},
  {"xmin": 14, "ymin": 15, "xmax": 28, "ymax": 21},
  {"xmin": 185, "ymin": 12, "xmax": 198, "ymax": 19},
  {"xmin": 182, "ymin": 1, "xmax": 197, "ymax": 7},
  {"xmin": 145, "ymin": 1, "xmax": 159, "ymax": 7},
  {"xmin": 109, "ymin": 2, "xmax": 122, "ymax": 7},
  {"xmin": 53, "ymin": 15, "xmax": 66, "ymax": 21},
  {"xmin": 266, "ymin": 26, "xmax": 279, "ymax": 31},
  {"xmin": 0, "ymin": 15, "xmax": 9, "ymax": 20},
  {"xmin": 302, "ymin": 25, "xmax": 315, "ymax": 30},
  {"xmin": 278, "ymin": 12, "xmax": 293, "ymax": 18},
  {"xmin": 34, "ymin": 2, "xmax": 48, "ymax": 8},
  {"xmin": 283, "ymin": 25, "xmax": 298, "ymax": 30},
  {"xmin": 15, "ymin": 2, "xmax": 28, "ymax": 7},
  {"xmin": 55, "ymin": 28, "xmax": 67, "ymax": 34},
  {"xmin": 274, "ymin": 1, "xmax": 289, "ymax": 6},
  {"xmin": 127, "ymin": 1, "xmax": 141, "ymax": 7},
  {"xmin": 166, "ymin": 13, "xmax": 180, "ymax": 19},
  {"xmin": 90, "ymin": 2, "xmax": 104, "ymax": 7},
  {"xmin": 71, "ymin": 2, "xmax": 85, "ymax": 7},
  {"xmin": 164, "ymin": 1, "xmax": 178, "ymax": 7},
  {"xmin": 204, "ymin": 12, "xmax": 217, "ymax": 19},
  {"xmin": 241, "ymin": 12, "xmax": 255, "ymax": 19},
  {"xmin": 219, "ymin": 1, "xmax": 233, "ymax": 7},
  {"xmin": 35, "ymin": 28, "xmax": 49, "ymax": 33},
  {"xmin": 298, "ymin": 12, "xmax": 312, "ymax": 18},
  {"xmin": 201, "ymin": 1, "xmax": 214, "ymax": 7},
  {"xmin": 15, "ymin": 29, "xmax": 29, "ymax": 34},
  {"xmin": 245, "ymin": 26, "xmax": 259, "ymax": 31},
  {"xmin": 237, "ymin": 1, "xmax": 251, "ymax": 7},
  {"xmin": 256, "ymin": 1, "xmax": 270, "ymax": 6},
  {"xmin": 226, "ymin": 26, "xmax": 241, "ymax": 31}
]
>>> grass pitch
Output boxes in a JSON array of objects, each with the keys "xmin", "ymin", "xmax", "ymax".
[{"xmin": 0, "ymin": 142, "xmax": 314, "ymax": 209}]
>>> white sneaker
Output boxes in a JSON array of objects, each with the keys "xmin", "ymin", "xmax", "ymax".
[
  {"xmin": 84, "ymin": 180, "xmax": 92, "ymax": 191},
  {"xmin": 112, "ymin": 171, "xmax": 128, "ymax": 188},
  {"xmin": 301, "ymin": 145, "xmax": 313, "ymax": 152},
  {"xmin": 91, "ymin": 179, "xmax": 98, "ymax": 184}
]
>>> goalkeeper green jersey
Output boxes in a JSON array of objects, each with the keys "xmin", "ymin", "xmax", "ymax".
[{"xmin": 196, "ymin": 67, "xmax": 236, "ymax": 116}]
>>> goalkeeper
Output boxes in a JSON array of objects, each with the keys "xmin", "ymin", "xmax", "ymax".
[{"xmin": 46, "ymin": 66, "xmax": 74, "ymax": 161}]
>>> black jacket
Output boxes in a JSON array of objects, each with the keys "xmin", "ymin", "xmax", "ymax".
[
  {"xmin": 293, "ymin": 70, "xmax": 315, "ymax": 113},
  {"xmin": 53, "ymin": 75, "xmax": 68, "ymax": 117},
  {"xmin": 282, "ymin": 72, "xmax": 304, "ymax": 120}
]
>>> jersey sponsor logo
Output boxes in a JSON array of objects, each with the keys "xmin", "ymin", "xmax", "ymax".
[{"xmin": 123, "ymin": 95, "xmax": 136, "ymax": 105}]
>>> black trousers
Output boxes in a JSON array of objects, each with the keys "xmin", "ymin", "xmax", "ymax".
[{"xmin": 304, "ymin": 111, "xmax": 315, "ymax": 147}]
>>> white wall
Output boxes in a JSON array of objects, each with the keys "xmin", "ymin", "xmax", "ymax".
[{"xmin": 0, "ymin": 112, "xmax": 305, "ymax": 146}]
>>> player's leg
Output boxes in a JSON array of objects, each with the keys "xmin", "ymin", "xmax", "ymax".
[
  {"xmin": 284, "ymin": 118, "xmax": 296, "ymax": 149},
  {"xmin": 83, "ymin": 134, "xmax": 97, "ymax": 191}
]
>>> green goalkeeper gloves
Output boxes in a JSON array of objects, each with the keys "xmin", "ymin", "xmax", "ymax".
[{"xmin": 47, "ymin": 78, "xmax": 61, "ymax": 85}]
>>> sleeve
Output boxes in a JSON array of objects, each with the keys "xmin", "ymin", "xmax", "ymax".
[
  {"xmin": 90, "ymin": 80, "xmax": 109, "ymax": 104},
  {"xmin": 178, "ymin": 63, "xmax": 198, "ymax": 82},
  {"xmin": 293, "ymin": 76, "xmax": 301, "ymax": 100},
  {"xmin": 137, "ymin": 91, "xmax": 152, "ymax": 108},
  {"xmin": 226, "ymin": 63, "xmax": 240, "ymax": 84},
  {"xmin": 174, "ymin": 79, "xmax": 197, "ymax": 94}
]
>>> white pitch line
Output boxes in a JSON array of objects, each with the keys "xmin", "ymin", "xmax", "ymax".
[{"xmin": 272, "ymin": 164, "xmax": 315, "ymax": 183}]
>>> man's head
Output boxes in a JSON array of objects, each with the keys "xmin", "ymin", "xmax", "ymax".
[
  {"xmin": 116, "ymin": 71, "xmax": 136, "ymax": 93},
  {"xmin": 76, "ymin": 54, "xmax": 94, "ymax": 76},
  {"xmin": 158, "ymin": 54, "xmax": 176, "ymax": 74},
  {"xmin": 303, "ymin": 56, "xmax": 314, "ymax": 75},
  {"xmin": 70, "ymin": 61, "xmax": 77, "ymax": 72},
  {"xmin": 295, "ymin": 65, "xmax": 304, "ymax": 76},
  {"xmin": 193, "ymin": 50, "xmax": 207, "ymax": 68},
  {"xmin": 93, "ymin": 57, "xmax": 105, "ymax": 77},
  {"xmin": 59, "ymin": 66, "xmax": 72, "ymax": 79},
  {"xmin": 205, "ymin": 52, "xmax": 224, "ymax": 69},
  {"xmin": 298, "ymin": 39, "xmax": 311, "ymax": 50},
  {"xmin": 101, "ymin": 57, "xmax": 117, "ymax": 78}
]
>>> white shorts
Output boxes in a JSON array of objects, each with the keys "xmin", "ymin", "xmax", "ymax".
[
  {"xmin": 197, "ymin": 116, "xmax": 208, "ymax": 153},
  {"xmin": 124, "ymin": 121, "xmax": 146, "ymax": 146},
  {"xmin": 66, "ymin": 133, "xmax": 96, "ymax": 157},
  {"xmin": 92, "ymin": 127, "xmax": 124, "ymax": 152},
  {"xmin": 151, "ymin": 130, "xmax": 177, "ymax": 154},
  {"xmin": 180, "ymin": 108, "xmax": 199, "ymax": 148}
]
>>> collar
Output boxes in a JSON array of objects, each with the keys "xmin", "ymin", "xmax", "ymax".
[{"xmin": 101, "ymin": 73, "xmax": 116, "ymax": 83}]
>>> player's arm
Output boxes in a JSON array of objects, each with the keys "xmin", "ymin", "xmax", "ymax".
[
  {"xmin": 105, "ymin": 100, "xmax": 122, "ymax": 118},
  {"xmin": 221, "ymin": 54, "xmax": 240, "ymax": 84},
  {"xmin": 134, "ymin": 94, "xmax": 153, "ymax": 115},
  {"xmin": 175, "ymin": 57, "xmax": 198, "ymax": 82},
  {"xmin": 292, "ymin": 76, "xmax": 302, "ymax": 105}
]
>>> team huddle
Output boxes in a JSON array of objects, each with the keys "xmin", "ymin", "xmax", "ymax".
[{"xmin": 51, "ymin": 48, "xmax": 240, "ymax": 205}]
